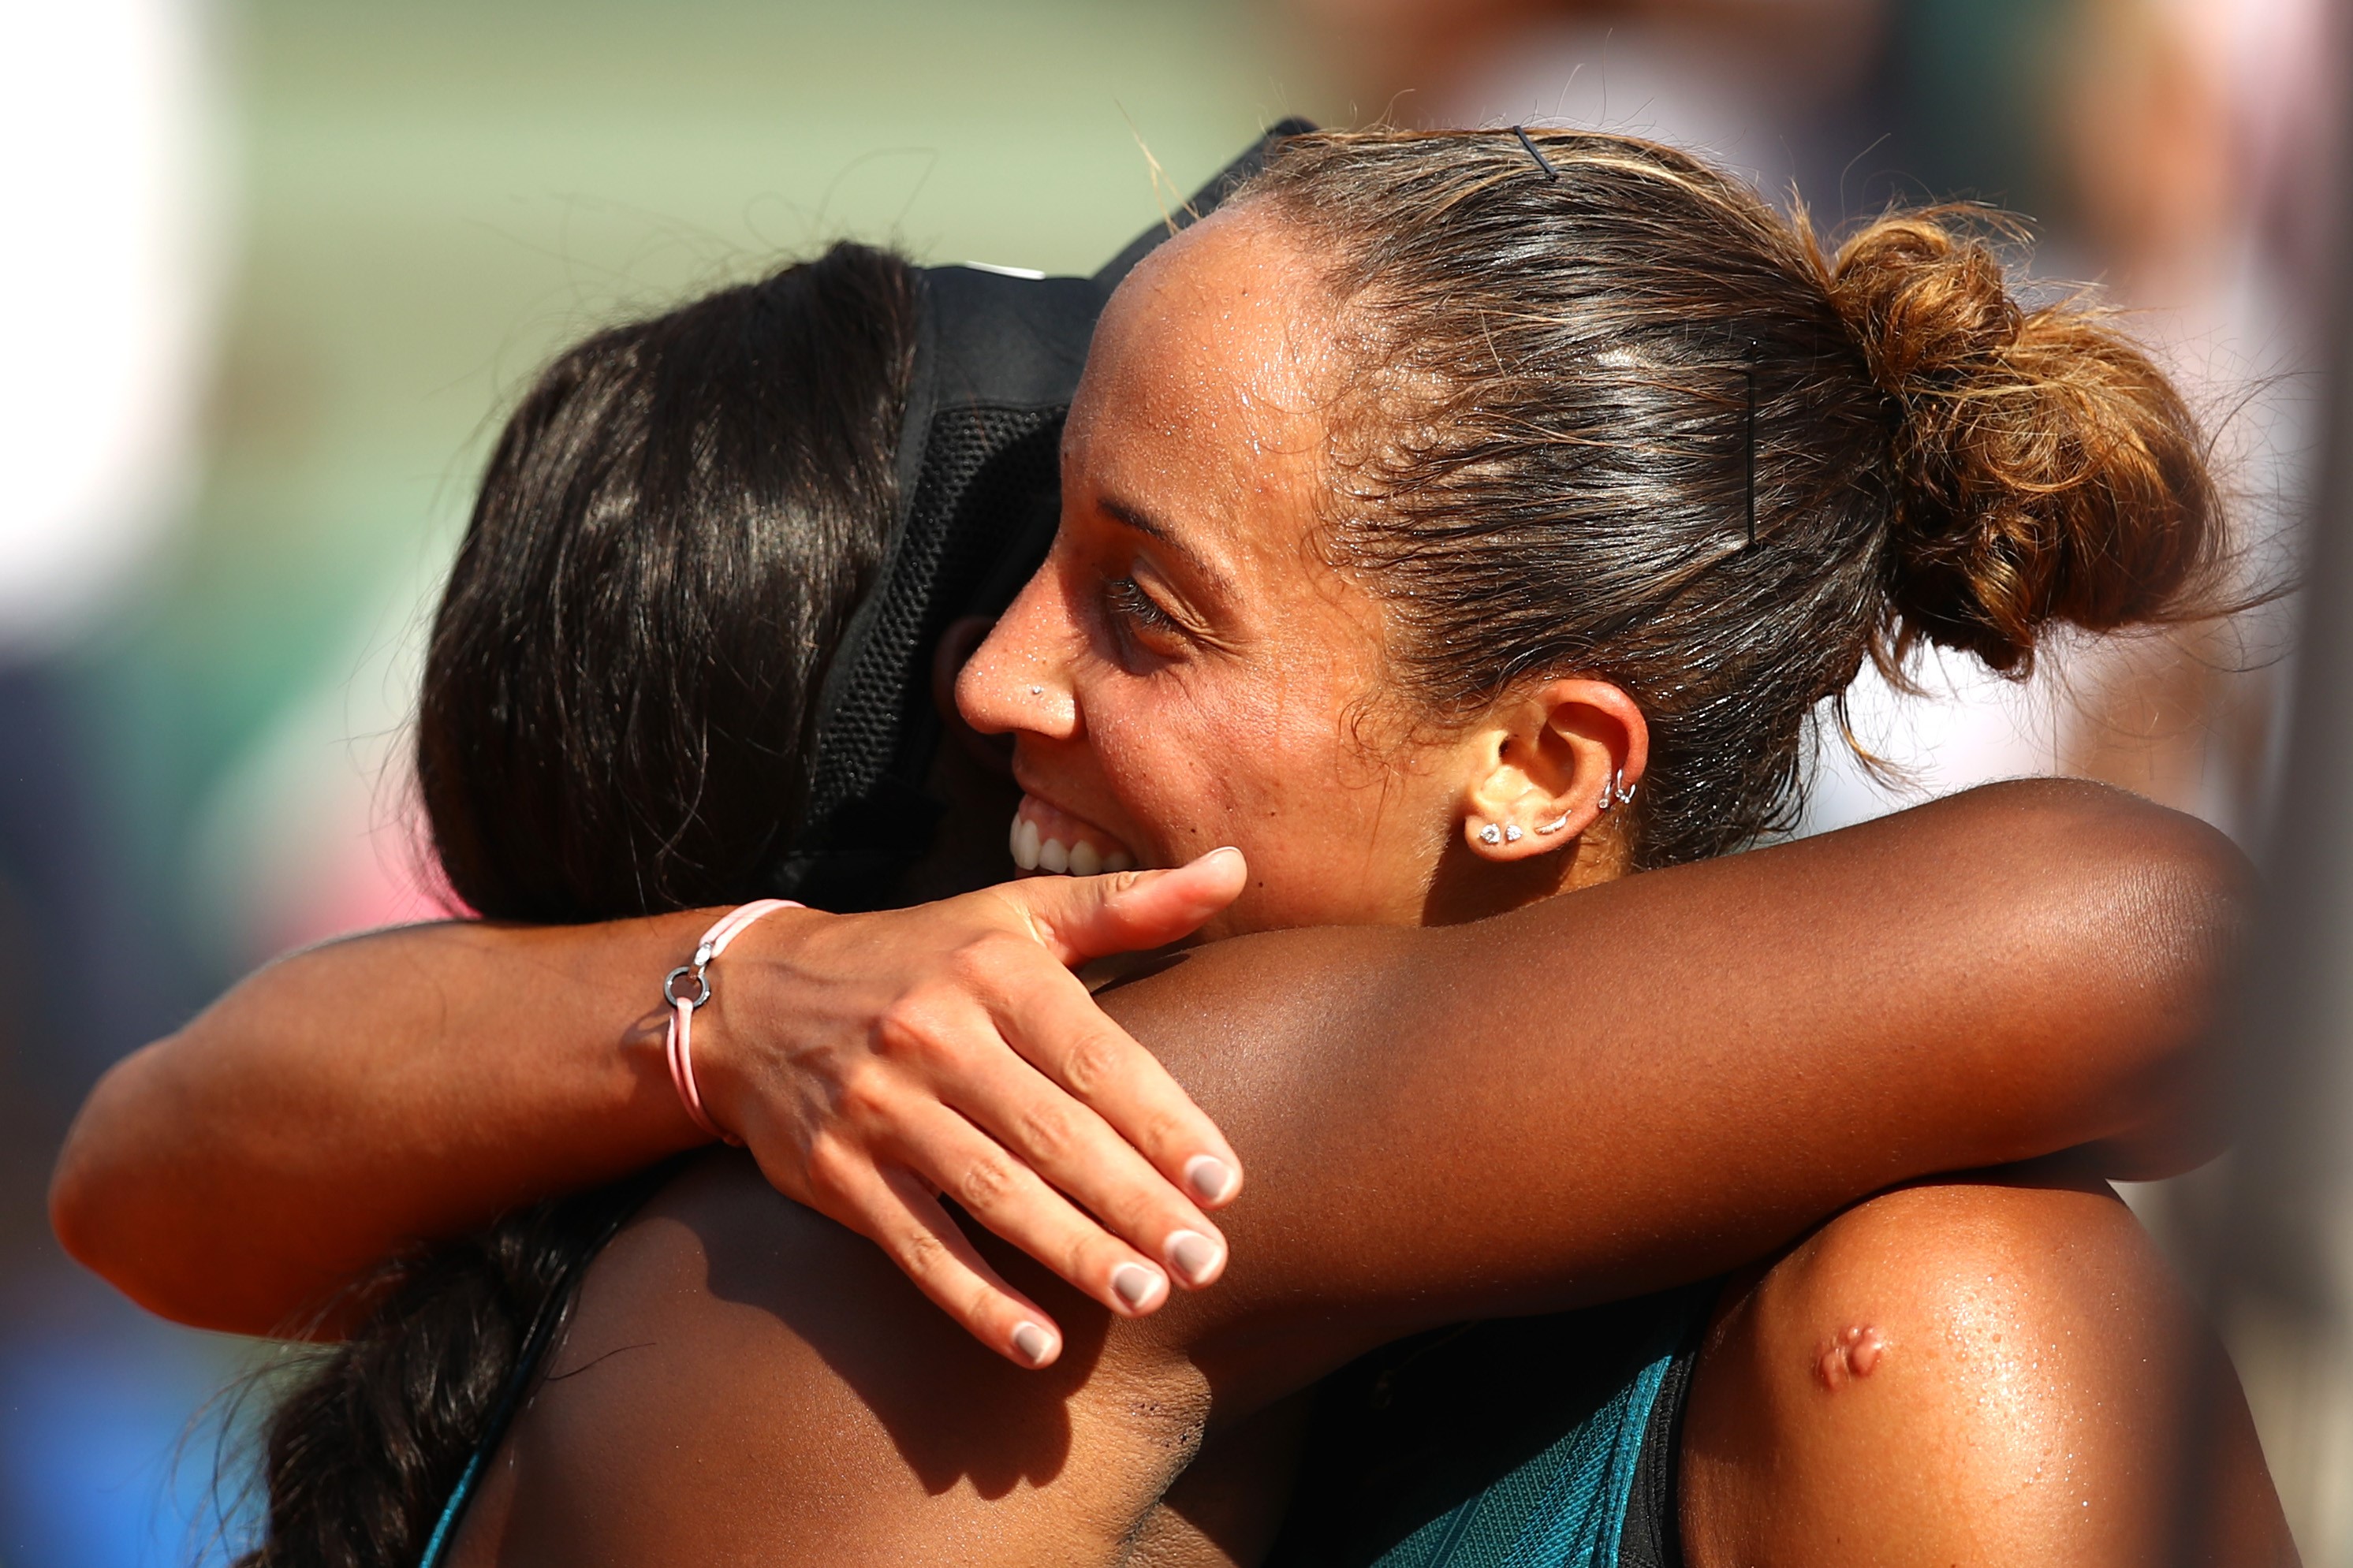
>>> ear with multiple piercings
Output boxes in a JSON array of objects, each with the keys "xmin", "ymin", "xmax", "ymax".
[{"xmin": 1479, "ymin": 769, "xmax": 1636, "ymax": 846}]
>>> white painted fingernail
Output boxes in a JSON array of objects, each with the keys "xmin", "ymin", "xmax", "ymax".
[
  {"xmin": 1012, "ymin": 1322, "xmax": 1055, "ymax": 1365},
  {"xmin": 1165, "ymin": 1230, "xmax": 1224, "ymax": 1287},
  {"xmin": 1184, "ymin": 1154, "xmax": 1238, "ymax": 1205},
  {"xmin": 1110, "ymin": 1262, "xmax": 1167, "ymax": 1311}
]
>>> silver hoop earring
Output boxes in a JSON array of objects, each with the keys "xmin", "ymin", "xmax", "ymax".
[
  {"xmin": 1534, "ymin": 814, "xmax": 1571, "ymax": 836},
  {"xmin": 1614, "ymin": 769, "xmax": 1637, "ymax": 806}
]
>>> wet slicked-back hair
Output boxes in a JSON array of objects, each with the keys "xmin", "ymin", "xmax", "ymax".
[{"xmin": 1242, "ymin": 129, "xmax": 2223, "ymax": 866}]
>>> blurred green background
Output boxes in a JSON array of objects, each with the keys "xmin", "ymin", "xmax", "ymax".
[
  {"xmin": 125, "ymin": 0, "xmax": 1307, "ymax": 970},
  {"xmin": 2, "ymin": 0, "xmax": 2318, "ymax": 1560}
]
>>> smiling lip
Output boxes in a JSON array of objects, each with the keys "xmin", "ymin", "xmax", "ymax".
[{"xmin": 1009, "ymin": 795, "xmax": 1137, "ymax": 876}]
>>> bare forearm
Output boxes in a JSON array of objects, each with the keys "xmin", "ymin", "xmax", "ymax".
[
  {"xmin": 50, "ymin": 913, "xmax": 718, "ymax": 1335},
  {"xmin": 1115, "ymin": 780, "xmax": 2245, "ymax": 1384},
  {"xmin": 51, "ymin": 777, "xmax": 2237, "ymax": 1353}
]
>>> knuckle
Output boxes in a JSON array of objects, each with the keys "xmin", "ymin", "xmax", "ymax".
[
  {"xmin": 802, "ymin": 1133, "xmax": 859, "ymax": 1194},
  {"xmin": 955, "ymin": 1153, "xmax": 1016, "ymax": 1211},
  {"xmin": 1109, "ymin": 1183, "xmax": 1178, "ymax": 1235},
  {"xmin": 1010, "ymin": 1101, "xmax": 1078, "ymax": 1163},
  {"xmin": 961, "ymin": 1273, "xmax": 1007, "ymax": 1326},
  {"xmin": 1134, "ymin": 1106, "xmax": 1190, "ymax": 1153},
  {"xmin": 1060, "ymin": 1230, "xmax": 1105, "ymax": 1283},
  {"xmin": 833, "ymin": 1063, "xmax": 896, "ymax": 1125},
  {"xmin": 842, "ymin": 1048, "xmax": 903, "ymax": 1109},
  {"xmin": 874, "ymin": 1000, "xmax": 950, "ymax": 1067},
  {"xmin": 955, "ymin": 931, "xmax": 1025, "ymax": 981},
  {"xmin": 894, "ymin": 1224, "xmax": 952, "ymax": 1281},
  {"xmin": 1060, "ymin": 1035, "xmax": 1121, "ymax": 1097}
]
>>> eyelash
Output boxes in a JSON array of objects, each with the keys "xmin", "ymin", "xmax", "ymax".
[{"xmin": 1106, "ymin": 575, "xmax": 1179, "ymax": 635}]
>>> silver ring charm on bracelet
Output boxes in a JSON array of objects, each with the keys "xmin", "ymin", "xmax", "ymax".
[{"xmin": 663, "ymin": 965, "xmax": 712, "ymax": 1010}]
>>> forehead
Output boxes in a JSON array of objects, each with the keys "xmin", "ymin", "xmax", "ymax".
[{"xmin": 1067, "ymin": 205, "xmax": 1336, "ymax": 493}]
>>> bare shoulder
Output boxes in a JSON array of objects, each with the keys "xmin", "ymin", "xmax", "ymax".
[
  {"xmin": 1682, "ymin": 1170, "xmax": 2295, "ymax": 1568},
  {"xmin": 449, "ymin": 1153, "xmax": 1193, "ymax": 1566}
]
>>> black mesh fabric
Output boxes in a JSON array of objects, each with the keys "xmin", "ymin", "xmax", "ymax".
[
  {"xmin": 804, "ymin": 405, "xmax": 1061, "ymax": 826},
  {"xmin": 760, "ymin": 121, "xmax": 1312, "ymax": 909},
  {"xmin": 778, "ymin": 404, "xmax": 1064, "ymax": 908}
]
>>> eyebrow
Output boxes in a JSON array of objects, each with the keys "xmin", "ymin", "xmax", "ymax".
[{"xmin": 1098, "ymin": 493, "xmax": 1233, "ymax": 594}]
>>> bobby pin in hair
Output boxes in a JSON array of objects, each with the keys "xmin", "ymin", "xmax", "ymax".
[
  {"xmin": 1743, "ymin": 363, "xmax": 1758, "ymax": 548},
  {"xmin": 1512, "ymin": 125, "xmax": 1561, "ymax": 181}
]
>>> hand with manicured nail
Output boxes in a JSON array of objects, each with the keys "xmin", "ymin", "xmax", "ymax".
[{"xmin": 690, "ymin": 847, "xmax": 1248, "ymax": 1368}]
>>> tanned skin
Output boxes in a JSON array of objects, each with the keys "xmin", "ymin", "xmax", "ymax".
[
  {"xmin": 58, "ymin": 774, "xmax": 2211, "ymax": 1340},
  {"xmin": 441, "ymin": 782, "xmax": 2290, "ymax": 1566}
]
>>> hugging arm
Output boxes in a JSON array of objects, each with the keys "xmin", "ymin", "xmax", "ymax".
[
  {"xmin": 481, "ymin": 777, "xmax": 2247, "ymax": 1564},
  {"xmin": 1104, "ymin": 777, "xmax": 2243, "ymax": 1402},
  {"xmin": 53, "ymin": 909, "xmax": 722, "ymax": 1334},
  {"xmin": 53, "ymin": 779, "xmax": 2238, "ymax": 1353},
  {"xmin": 49, "ymin": 866, "xmax": 1249, "ymax": 1340}
]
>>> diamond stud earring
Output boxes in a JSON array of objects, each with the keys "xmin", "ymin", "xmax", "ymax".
[{"xmin": 1478, "ymin": 823, "xmax": 1503, "ymax": 845}]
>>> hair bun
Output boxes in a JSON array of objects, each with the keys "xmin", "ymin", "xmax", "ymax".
[{"xmin": 1825, "ymin": 210, "xmax": 2221, "ymax": 672}]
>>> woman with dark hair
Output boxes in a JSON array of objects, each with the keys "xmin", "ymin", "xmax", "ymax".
[{"xmin": 58, "ymin": 132, "xmax": 2282, "ymax": 1565}]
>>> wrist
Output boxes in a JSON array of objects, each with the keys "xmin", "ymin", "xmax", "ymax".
[{"xmin": 687, "ymin": 903, "xmax": 832, "ymax": 1139}]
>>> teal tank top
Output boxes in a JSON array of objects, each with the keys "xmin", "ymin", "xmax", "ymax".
[{"xmin": 1267, "ymin": 1282, "xmax": 1717, "ymax": 1568}]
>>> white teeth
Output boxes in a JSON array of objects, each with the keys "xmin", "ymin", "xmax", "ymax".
[{"xmin": 1011, "ymin": 801, "xmax": 1136, "ymax": 877}]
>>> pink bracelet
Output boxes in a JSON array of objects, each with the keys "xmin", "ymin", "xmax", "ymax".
[{"xmin": 662, "ymin": 899, "xmax": 800, "ymax": 1143}]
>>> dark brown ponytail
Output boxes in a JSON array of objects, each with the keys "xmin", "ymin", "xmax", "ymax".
[
  {"xmin": 239, "ymin": 1183, "xmax": 658, "ymax": 1568},
  {"xmin": 236, "ymin": 241, "xmax": 918, "ymax": 1567}
]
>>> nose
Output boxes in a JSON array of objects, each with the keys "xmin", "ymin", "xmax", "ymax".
[{"xmin": 956, "ymin": 561, "xmax": 1079, "ymax": 740}]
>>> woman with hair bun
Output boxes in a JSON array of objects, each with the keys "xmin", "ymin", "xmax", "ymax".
[{"xmin": 61, "ymin": 129, "xmax": 2287, "ymax": 1566}]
